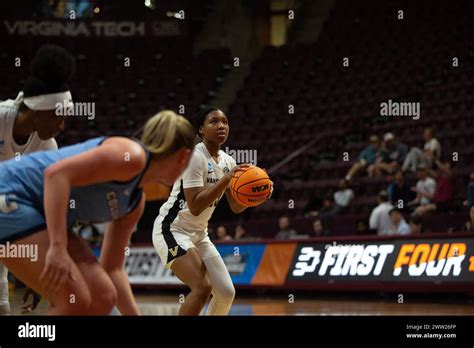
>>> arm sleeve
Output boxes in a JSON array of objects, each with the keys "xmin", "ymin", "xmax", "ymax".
[{"xmin": 182, "ymin": 151, "xmax": 205, "ymax": 189}]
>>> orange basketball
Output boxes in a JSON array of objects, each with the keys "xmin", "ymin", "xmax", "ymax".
[{"xmin": 230, "ymin": 166, "xmax": 272, "ymax": 207}]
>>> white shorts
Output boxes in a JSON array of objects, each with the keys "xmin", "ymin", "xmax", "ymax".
[{"xmin": 152, "ymin": 223, "xmax": 220, "ymax": 269}]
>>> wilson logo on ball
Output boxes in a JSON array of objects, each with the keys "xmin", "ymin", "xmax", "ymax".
[{"xmin": 252, "ymin": 184, "xmax": 269, "ymax": 193}]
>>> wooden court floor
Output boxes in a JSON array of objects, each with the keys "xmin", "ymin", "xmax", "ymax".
[{"xmin": 7, "ymin": 288, "xmax": 474, "ymax": 315}]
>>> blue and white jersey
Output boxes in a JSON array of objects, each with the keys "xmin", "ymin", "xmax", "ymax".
[{"xmin": 0, "ymin": 137, "xmax": 150, "ymax": 232}]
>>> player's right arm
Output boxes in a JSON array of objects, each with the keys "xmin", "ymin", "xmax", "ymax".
[
  {"xmin": 184, "ymin": 152, "xmax": 249, "ymax": 216},
  {"xmin": 40, "ymin": 137, "xmax": 146, "ymax": 294}
]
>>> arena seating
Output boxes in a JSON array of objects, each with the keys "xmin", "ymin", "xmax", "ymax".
[
  {"xmin": 220, "ymin": 0, "xmax": 474, "ymax": 236},
  {"xmin": 0, "ymin": 36, "xmax": 231, "ymax": 146}
]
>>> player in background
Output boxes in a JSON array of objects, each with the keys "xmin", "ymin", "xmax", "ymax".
[{"xmin": 0, "ymin": 44, "xmax": 74, "ymax": 315}]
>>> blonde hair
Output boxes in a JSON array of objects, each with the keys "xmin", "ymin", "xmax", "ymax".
[{"xmin": 141, "ymin": 110, "xmax": 195, "ymax": 159}]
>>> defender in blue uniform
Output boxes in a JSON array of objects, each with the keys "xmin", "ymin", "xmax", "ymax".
[
  {"xmin": 0, "ymin": 137, "xmax": 147, "ymax": 242},
  {"xmin": 0, "ymin": 111, "xmax": 195, "ymax": 315}
]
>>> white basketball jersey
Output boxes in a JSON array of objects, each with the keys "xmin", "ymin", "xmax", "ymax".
[
  {"xmin": 0, "ymin": 98, "xmax": 57, "ymax": 161},
  {"xmin": 156, "ymin": 142, "xmax": 236, "ymax": 234}
]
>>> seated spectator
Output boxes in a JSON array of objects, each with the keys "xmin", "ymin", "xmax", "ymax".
[
  {"xmin": 370, "ymin": 133, "xmax": 408, "ymax": 176},
  {"xmin": 275, "ymin": 215, "xmax": 297, "ymax": 240},
  {"xmin": 309, "ymin": 182, "xmax": 354, "ymax": 218},
  {"xmin": 234, "ymin": 224, "xmax": 253, "ymax": 240},
  {"xmin": 317, "ymin": 195, "xmax": 339, "ymax": 217},
  {"xmin": 409, "ymin": 216, "xmax": 423, "ymax": 234},
  {"xmin": 408, "ymin": 165, "xmax": 436, "ymax": 214},
  {"xmin": 216, "ymin": 225, "xmax": 233, "ymax": 241},
  {"xmin": 464, "ymin": 206, "xmax": 474, "ymax": 232},
  {"xmin": 345, "ymin": 135, "xmax": 381, "ymax": 181},
  {"xmin": 312, "ymin": 218, "xmax": 330, "ymax": 237},
  {"xmin": 423, "ymin": 127, "xmax": 442, "ymax": 166},
  {"xmin": 333, "ymin": 179, "xmax": 354, "ymax": 211},
  {"xmin": 402, "ymin": 127, "xmax": 442, "ymax": 172},
  {"xmin": 388, "ymin": 208, "xmax": 411, "ymax": 235},
  {"xmin": 369, "ymin": 190, "xmax": 394, "ymax": 235},
  {"xmin": 413, "ymin": 161, "xmax": 453, "ymax": 216},
  {"xmin": 385, "ymin": 169, "xmax": 395, "ymax": 200},
  {"xmin": 388, "ymin": 170, "xmax": 416, "ymax": 210}
]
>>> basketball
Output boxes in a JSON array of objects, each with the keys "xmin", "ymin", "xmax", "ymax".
[{"xmin": 230, "ymin": 166, "xmax": 272, "ymax": 207}]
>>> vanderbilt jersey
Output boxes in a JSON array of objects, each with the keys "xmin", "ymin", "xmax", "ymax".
[{"xmin": 157, "ymin": 142, "xmax": 236, "ymax": 234}]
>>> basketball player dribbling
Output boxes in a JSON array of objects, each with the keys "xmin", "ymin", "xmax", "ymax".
[{"xmin": 153, "ymin": 108, "xmax": 272, "ymax": 316}]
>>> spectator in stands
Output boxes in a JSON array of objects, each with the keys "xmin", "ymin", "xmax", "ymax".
[
  {"xmin": 316, "ymin": 195, "xmax": 339, "ymax": 217},
  {"xmin": 413, "ymin": 160, "xmax": 454, "ymax": 216},
  {"xmin": 388, "ymin": 208, "xmax": 410, "ymax": 235},
  {"xmin": 402, "ymin": 127, "xmax": 442, "ymax": 172},
  {"xmin": 312, "ymin": 218, "xmax": 330, "ymax": 237},
  {"xmin": 388, "ymin": 170, "xmax": 416, "ymax": 211},
  {"xmin": 306, "ymin": 181, "xmax": 353, "ymax": 218},
  {"xmin": 370, "ymin": 133, "xmax": 408, "ymax": 176},
  {"xmin": 216, "ymin": 225, "xmax": 233, "ymax": 241},
  {"xmin": 369, "ymin": 190, "xmax": 394, "ymax": 235},
  {"xmin": 408, "ymin": 165, "xmax": 436, "ymax": 214},
  {"xmin": 409, "ymin": 216, "xmax": 423, "ymax": 235},
  {"xmin": 275, "ymin": 215, "xmax": 297, "ymax": 240},
  {"xmin": 385, "ymin": 169, "xmax": 395, "ymax": 198},
  {"xmin": 333, "ymin": 179, "xmax": 354, "ymax": 212},
  {"xmin": 464, "ymin": 206, "xmax": 474, "ymax": 232},
  {"xmin": 345, "ymin": 135, "xmax": 381, "ymax": 181},
  {"xmin": 234, "ymin": 224, "xmax": 248, "ymax": 240}
]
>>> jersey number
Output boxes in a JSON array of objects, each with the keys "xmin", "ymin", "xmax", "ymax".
[{"xmin": 0, "ymin": 194, "xmax": 18, "ymax": 214}]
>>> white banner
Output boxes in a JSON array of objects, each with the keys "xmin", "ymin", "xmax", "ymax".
[{"xmin": 125, "ymin": 247, "xmax": 182, "ymax": 285}]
